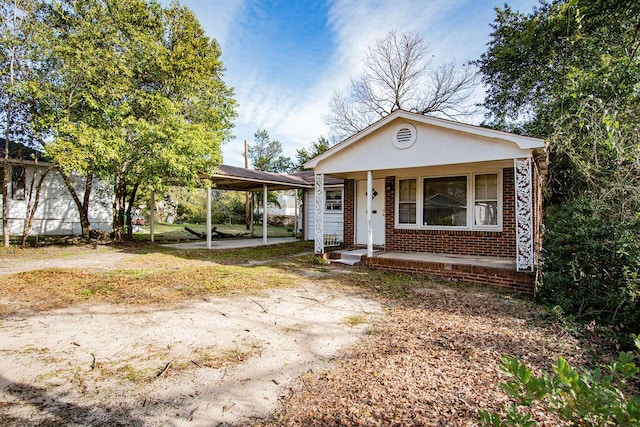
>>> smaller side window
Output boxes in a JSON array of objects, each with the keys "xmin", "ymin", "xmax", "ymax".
[
  {"xmin": 398, "ymin": 178, "xmax": 417, "ymax": 224},
  {"xmin": 325, "ymin": 189, "xmax": 342, "ymax": 211},
  {"xmin": 11, "ymin": 166, "xmax": 26, "ymax": 200}
]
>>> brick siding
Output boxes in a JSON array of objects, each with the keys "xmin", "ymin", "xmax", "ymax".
[
  {"xmin": 383, "ymin": 168, "xmax": 518, "ymax": 258},
  {"xmin": 343, "ymin": 179, "xmax": 355, "ymax": 246}
]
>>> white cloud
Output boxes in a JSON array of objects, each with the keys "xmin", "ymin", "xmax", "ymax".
[{"xmin": 222, "ymin": 0, "xmax": 540, "ymax": 166}]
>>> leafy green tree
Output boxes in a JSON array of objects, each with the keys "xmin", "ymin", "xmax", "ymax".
[
  {"xmin": 35, "ymin": 0, "xmax": 236, "ymax": 239},
  {"xmin": 295, "ymin": 136, "xmax": 331, "ymax": 170},
  {"xmin": 0, "ymin": 0, "xmax": 42, "ymax": 247},
  {"xmin": 478, "ymin": 0, "xmax": 640, "ymax": 334},
  {"xmin": 248, "ymin": 129, "xmax": 293, "ymax": 173}
]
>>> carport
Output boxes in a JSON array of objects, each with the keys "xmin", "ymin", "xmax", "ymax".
[{"xmin": 150, "ymin": 164, "xmax": 312, "ymax": 248}]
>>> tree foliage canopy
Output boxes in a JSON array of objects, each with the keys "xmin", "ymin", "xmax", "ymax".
[
  {"xmin": 248, "ymin": 129, "xmax": 293, "ymax": 173},
  {"xmin": 325, "ymin": 30, "xmax": 478, "ymax": 141},
  {"xmin": 295, "ymin": 136, "xmax": 331, "ymax": 170},
  {"xmin": 478, "ymin": 0, "xmax": 640, "ymax": 334},
  {"xmin": 7, "ymin": 0, "xmax": 236, "ymax": 238}
]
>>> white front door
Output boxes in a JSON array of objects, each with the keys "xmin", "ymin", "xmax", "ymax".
[{"xmin": 356, "ymin": 179, "xmax": 385, "ymax": 246}]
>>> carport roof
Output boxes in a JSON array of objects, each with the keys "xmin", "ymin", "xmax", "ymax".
[{"xmin": 207, "ymin": 164, "xmax": 312, "ymax": 191}]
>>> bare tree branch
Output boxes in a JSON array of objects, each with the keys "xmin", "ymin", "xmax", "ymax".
[{"xmin": 326, "ymin": 30, "xmax": 479, "ymax": 142}]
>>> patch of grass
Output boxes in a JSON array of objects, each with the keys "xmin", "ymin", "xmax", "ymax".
[
  {"xmin": 344, "ymin": 313, "xmax": 368, "ymax": 326},
  {"xmin": 131, "ymin": 222, "xmax": 296, "ymax": 241},
  {"xmin": 168, "ymin": 240, "xmax": 314, "ymax": 264},
  {"xmin": 0, "ymin": 264, "xmax": 296, "ymax": 315},
  {"xmin": 332, "ymin": 269, "xmax": 433, "ymax": 299}
]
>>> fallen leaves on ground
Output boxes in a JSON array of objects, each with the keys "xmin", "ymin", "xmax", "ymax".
[{"xmin": 257, "ymin": 278, "xmax": 586, "ymax": 427}]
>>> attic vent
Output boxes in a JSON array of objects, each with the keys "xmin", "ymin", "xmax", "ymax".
[{"xmin": 392, "ymin": 123, "xmax": 417, "ymax": 149}]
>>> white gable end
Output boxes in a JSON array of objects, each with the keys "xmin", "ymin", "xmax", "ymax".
[
  {"xmin": 313, "ymin": 117, "xmax": 540, "ymax": 175},
  {"xmin": 305, "ymin": 110, "xmax": 545, "ymax": 175}
]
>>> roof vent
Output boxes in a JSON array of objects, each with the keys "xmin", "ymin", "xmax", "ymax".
[{"xmin": 392, "ymin": 123, "xmax": 417, "ymax": 149}]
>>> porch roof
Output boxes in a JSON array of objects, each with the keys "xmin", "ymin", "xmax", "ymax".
[{"xmin": 206, "ymin": 164, "xmax": 312, "ymax": 192}]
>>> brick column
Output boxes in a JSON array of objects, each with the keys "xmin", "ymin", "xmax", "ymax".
[{"xmin": 343, "ymin": 179, "xmax": 355, "ymax": 247}]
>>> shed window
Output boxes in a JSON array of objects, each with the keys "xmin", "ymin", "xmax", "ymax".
[
  {"xmin": 325, "ymin": 189, "xmax": 342, "ymax": 211},
  {"xmin": 11, "ymin": 166, "xmax": 25, "ymax": 200}
]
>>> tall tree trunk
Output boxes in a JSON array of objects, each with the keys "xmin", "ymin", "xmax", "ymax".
[
  {"xmin": 112, "ymin": 177, "xmax": 127, "ymax": 241},
  {"xmin": 2, "ymin": 134, "xmax": 9, "ymax": 248},
  {"xmin": 58, "ymin": 167, "xmax": 93, "ymax": 239},
  {"xmin": 125, "ymin": 181, "xmax": 139, "ymax": 240},
  {"xmin": 21, "ymin": 164, "xmax": 52, "ymax": 247},
  {"xmin": 3, "ymin": 43, "xmax": 16, "ymax": 248}
]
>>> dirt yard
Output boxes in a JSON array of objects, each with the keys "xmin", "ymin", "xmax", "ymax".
[{"xmin": 0, "ymin": 243, "xmax": 604, "ymax": 426}]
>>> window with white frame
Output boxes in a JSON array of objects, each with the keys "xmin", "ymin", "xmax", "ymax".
[
  {"xmin": 396, "ymin": 171, "xmax": 501, "ymax": 230},
  {"xmin": 398, "ymin": 178, "xmax": 417, "ymax": 224},
  {"xmin": 474, "ymin": 173, "xmax": 498, "ymax": 226},
  {"xmin": 325, "ymin": 189, "xmax": 342, "ymax": 211}
]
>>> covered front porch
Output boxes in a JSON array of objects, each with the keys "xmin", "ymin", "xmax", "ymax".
[{"xmin": 331, "ymin": 249, "xmax": 535, "ymax": 294}]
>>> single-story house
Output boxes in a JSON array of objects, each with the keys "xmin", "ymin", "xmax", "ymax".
[
  {"xmin": 303, "ymin": 110, "xmax": 547, "ymax": 293},
  {"xmin": 0, "ymin": 140, "xmax": 112, "ymax": 237}
]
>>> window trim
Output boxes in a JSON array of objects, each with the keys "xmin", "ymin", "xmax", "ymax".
[
  {"xmin": 395, "ymin": 170, "xmax": 502, "ymax": 232},
  {"xmin": 472, "ymin": 172, "xmax": 502, "ymax": 230},
  {"xmin": 324, "ymin": 188, "xmax": 343, "ymax": 212},
  {"xmin": 397, "ymin": 177, "xmax": 418, "ymax": 225}
]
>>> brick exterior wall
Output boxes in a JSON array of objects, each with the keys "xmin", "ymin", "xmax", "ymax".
[
  {"xmin": 363, "ymin": 256, "xmax": 535, "ymax": 294},
  {"xmin": 383, "ymin": 168, "xmax": 517, "ymax": 258}
]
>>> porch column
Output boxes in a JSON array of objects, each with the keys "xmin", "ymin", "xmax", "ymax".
[
  {"xmin": 514, "ymin": 158, "xmax": 534, "ymax": 271},
  {"xmin": 206, "ymin": 184, "xmax": 212, "ymax": 249},
  {"xmin": 149, "ymin": 191, "xmax": 155, "ymax": 243},
  {"xmin": 263, "ymin": 183, "xmax": 268, "ymax": 245},
  {"xmin": 314, "ymin": 173, "xmax": 324, "ymax": 254},
  {"xmin": 367, "ymin": 170, "xmax": 373, "ymax": 257}
]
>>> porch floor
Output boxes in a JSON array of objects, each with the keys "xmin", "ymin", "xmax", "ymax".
[{"xmin": 371, "ymin": 251, "xmax": 517, "ymax": 270}]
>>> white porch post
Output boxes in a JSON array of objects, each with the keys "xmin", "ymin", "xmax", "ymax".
[
  {"xmin": 514, "ymin": 158, "xmax": 534, "ymax": 271},
  {"xmin": 206, "ymin": 184, "xmax": 212, "ymax": 249},
  {"xmin": 149, "ymin": 191, "xmax": 155, "ymax": 243},
  {"xmin": 263, "ymin": 184, "xmax": 268, "ymax": 245},
  {"xmin": 314, "ymin": 174, "xmax": 324, "ymax": 254},
  {"xmin": 367, "ymin": 170, "xmax": 373, "ymax": 257}
]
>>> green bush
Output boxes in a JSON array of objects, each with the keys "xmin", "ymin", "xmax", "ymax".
[
  {"xmin": 539, "ymin": 197, "xmax": 640, "ymax": 333},
  {"xmin": 479, "ymin": 338, "xmax": 640, "ymax": 426}
]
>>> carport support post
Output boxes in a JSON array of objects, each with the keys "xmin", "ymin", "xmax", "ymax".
[
  {"xmin": 262, "ymin": 184, "xmax": 268, "ymax": 245},
  {"xmin": 206, "ymin": 184, "xmax": 212, "ymax": 249},
  {"xmin": 367, "ymin": 170, "xmax": 373, "ymax": 257},
  {"xmin": 150, "ymin": 191, "xmax": 155, "ymax": 243}
]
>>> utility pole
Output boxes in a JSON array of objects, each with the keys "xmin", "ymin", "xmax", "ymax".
[{"xmin": 244, "ymin": 140, "xmax": 250, "ymax": 230}]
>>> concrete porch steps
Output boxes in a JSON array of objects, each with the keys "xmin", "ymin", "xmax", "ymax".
[{"xmin": 330, "ymin": 249, "xmax": 369, "ymax": 266}]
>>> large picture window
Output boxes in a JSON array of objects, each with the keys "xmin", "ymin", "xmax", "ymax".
[
  {"xmin": 396, "ymin": 171, "xmax": 501, "ymax": 230},
  {"xmin": 423, "ymin": 176, "xmax": 467, "ymax": 226},
  {"xmin": 398, "ymin": 179, "xmax": 416, "ymax": 224}
]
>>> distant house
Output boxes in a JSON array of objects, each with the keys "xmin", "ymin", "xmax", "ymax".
[
  {"xmin": 0, "ymin": 140, "xmax": 112, "ymax": 237},
  {"xmin": 304, "ymin": 110, "xmax": 547, "ymax": 293}
]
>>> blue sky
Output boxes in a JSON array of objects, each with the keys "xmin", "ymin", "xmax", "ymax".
[{"xmin": 164, "ymin": 0, "xmax": 540, "ymax": 167}]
